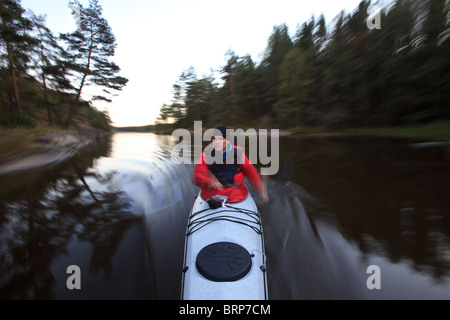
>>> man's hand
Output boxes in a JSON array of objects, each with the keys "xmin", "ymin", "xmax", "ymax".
[
  {"xmin": 207, "ymin": 176, "xmax": 224, "ymax": 190},
  {"xmin": 260, "ymin": 175, "xmax": 270, "ymax": 203},
  {"xmin": 260, "ymin": 187, "xmax": 269, "ymax": 203}
]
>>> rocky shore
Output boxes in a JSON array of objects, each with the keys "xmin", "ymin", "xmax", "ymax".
[{"xmin": 0, "ymin": 130, "xmax": 102, "ymax": 176}]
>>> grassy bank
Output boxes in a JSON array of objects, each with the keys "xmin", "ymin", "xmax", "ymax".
[
  {"xmin": 0, "ymin": 126, "xmax": 105, "ymax": 165},
  {"xmin": 0, "ymin": 128, "xmax": 44, "ymax": 161},
  {"xmin": 339, "ymin": 121, "xmax": 450, "ymax": 142},
  {"xmin": 286, "ymin": 121, "xmax": 450, "ymax": 142}
]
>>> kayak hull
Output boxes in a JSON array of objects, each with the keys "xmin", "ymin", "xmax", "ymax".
[{"xmin": 181, "ymin": 192, "xmax": 268, "ymax": 300}]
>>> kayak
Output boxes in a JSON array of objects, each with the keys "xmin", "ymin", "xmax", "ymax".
[{"xmin": 181, "ymin": 191, "xmax": 268, "ymax": 300}]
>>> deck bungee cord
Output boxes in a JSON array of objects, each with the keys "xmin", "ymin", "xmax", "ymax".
[{"xmin": 186, "ymin": 204, "xmax": 262, "ymax": 236}]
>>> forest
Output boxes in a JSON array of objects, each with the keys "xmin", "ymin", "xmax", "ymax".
[
  {"xmin": 157, "ymin": 0, "xmax": 450, "ymax": 130},
  {"xmin": 1, "ymin": 0, "xmax": 449, "ymax": 133},
  {"xmin": 0, "ymin": 0, "xmax": 127, "ymax": 131}
]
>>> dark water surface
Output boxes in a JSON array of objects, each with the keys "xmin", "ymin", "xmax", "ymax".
[{"xmin": 0, "ymin": 132, "xmax": 449, "ymax": 300}]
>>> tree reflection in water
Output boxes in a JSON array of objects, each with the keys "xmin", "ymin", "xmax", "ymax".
[
  {"xmin": 0, "ymin": 137, "xmax": 139, "ymax": 299},
  {"xmin": 1, "ymin": 134, "xmax": 449, "ymax": 299}
]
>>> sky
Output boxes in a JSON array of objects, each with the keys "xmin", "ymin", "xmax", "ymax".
[{"xmin": 21, "ymin": 0, "xmax": 365, "ymax": 127}]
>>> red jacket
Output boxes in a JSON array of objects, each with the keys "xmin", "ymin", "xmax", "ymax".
[{"xmin": 193, "ymin": 145, "xmax": 263, "ymax": 203}]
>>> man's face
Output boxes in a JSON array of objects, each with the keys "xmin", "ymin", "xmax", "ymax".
[{"xmin": 212, "ymin": 136, "xmax": 227, "ymax": 152}]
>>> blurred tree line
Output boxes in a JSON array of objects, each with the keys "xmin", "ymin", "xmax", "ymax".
[
  {"xmin": 158, "ymin": 0, "xmax": 450, "ymax": 129},
  {"xmin": 0, "ymin": 0, "xmax": 127, "ymax": 131}
]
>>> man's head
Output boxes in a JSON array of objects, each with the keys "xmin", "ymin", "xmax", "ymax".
[{"xmin": 212, "ymin": 125, "xmax": 228, "ymax": 152}]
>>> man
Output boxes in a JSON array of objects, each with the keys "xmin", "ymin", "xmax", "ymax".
[{"xmin": 193, "ymin": 125, "xmax": 269, "ymax": 203}]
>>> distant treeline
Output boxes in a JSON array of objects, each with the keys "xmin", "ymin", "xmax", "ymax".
[
  {"xmin": 0, "ymin": 0, "xmax": 127, "ymax": 131},
  {"xmin": 114, "ymin": 125, "xmax": 159, "ymax": 132},
  {"xmin": 157, "ymin": 0, "xmax": 450, "ymax": 129}
]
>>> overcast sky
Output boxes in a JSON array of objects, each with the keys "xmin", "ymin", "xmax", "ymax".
[{"xmin": 21, "ymin": 0, "xmax": 364, "ymax": 127}]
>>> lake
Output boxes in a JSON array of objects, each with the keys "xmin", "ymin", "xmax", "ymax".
[{"xmin": 0, "ymin": 132, "xmax": 449, "ymax": 300}]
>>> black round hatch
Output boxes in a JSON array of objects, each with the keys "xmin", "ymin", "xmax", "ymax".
[{"xmin": 196, "ymin": 242, "xmax": 252, "ymax": 282}]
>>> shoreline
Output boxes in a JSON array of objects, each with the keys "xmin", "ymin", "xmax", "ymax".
[
  {"xmin": 1, "ymin": 121, "xmax": 449, "ymax": 176},
  {"xmin": 117, "ymin": 120, "xmax": 450, "ymax": 142},
  {"xmin": 0, "ymin": 131, "xmax": 101, "ymax": 176}
]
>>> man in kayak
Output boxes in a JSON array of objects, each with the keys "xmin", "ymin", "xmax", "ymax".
[{"xmin": 193, "ymin": 125, "xmax": 269, "ymax": 203}]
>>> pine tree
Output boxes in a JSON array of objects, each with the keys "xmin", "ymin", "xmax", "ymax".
[
  {"xmin": 222, "ymin": 50, "xmax": 239, "ymax": 121},
  {"xmin": 60, "ymin": 0, "xmax": 128, "ymax": 128},
  {"xmin": 278, "ymin": 48, "xmax": 313, "ymax": 126},
  {"xmin": 0, "ymin": 0, "xmax": 35, "ymax": 114},
  {"xmin": 409, "ymin": 0, "xmax": 450, "ymax": 122},
  {"xmin": 30, "ymin": 13, "xmax": 72, "ymax": 125},
  {"xmin": 294, "ymin": 17, "xmax": 315, "ymax": 52},
  {"xmin": 313, "ymin": 15, "xmax": 328, "ymax": 53},
  {"xmin": 260, "ymin": 24, "xmax": 293, "ymax": 117},
  {"xmin": 234, "ymin": 55, "xmax": 262, "ymax": 120}
]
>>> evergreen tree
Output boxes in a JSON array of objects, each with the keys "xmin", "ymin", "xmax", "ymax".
[
  {"xmin": 184, "ymin": 75, "xmax": 216, "ymax": 125},
  {"xmin": 158, "ymin": 0, "xmax": 450, "ymax": 129},
  {"xmin": 60, "ymin": 0, "xmax": 128, "ymax": 128},
  {"xmin": 294, "ymin": 17, "xmax": 315, "ymax": 52},
  {"xmin": 408, "ymin": 0, "xmax": 450, "ymax": 122},
  {"xmin": 278, "ymin": 48, "xmax": 313, "ymax": 126},
  {"xmin": 345, "ymin": 0, "xmax": 372, "ymax": 126},
  {"xmin": 157, "ymin": 67, "xmax": 197, "ymax": 126},
  {"xmin": 260, "ymin": 24, "xmax": 293, "ymax": 117},
  {"xmin": 219, "ymin": 52, "xmax": 262, "ymax": 123},
  {"xmin": 235, "ymin": 55, "xmax": 262, "ymax": 120},
  {"xmin": 366, "ymin": 0, "xmax": 413, "ymax": 125},
  {"xmin": 222, "ymin": 50, "xmax": 239, "ymax": 121},
  {"xmin": 311, "ymin": 15, "xmax": 329, "ymax": 123},
  {"xmin": 0, "ymin": 0, "xmax": 35, "ymax": 114},
  {"xmin": 321, "ymin": 11, "xmax": 352, "ymax": 126},
  {"xmin": 30, "ymin": 13, "xmax": 72, "ymax": 125},
  {"xmin": 313, "ymin": 14, "xmax": 328, "ymax": 53}
]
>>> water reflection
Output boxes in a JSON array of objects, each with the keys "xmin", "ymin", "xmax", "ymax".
[
  {"xmin": 96, "ymin": 133, "xmax": 197, "ymax": 299},
  {"xmin": 278, "ymin": 136, "xmax": 450, "ymax": 298},
  {"xmin": 0, "ymin": 133, "xmax": 449, "ymax": 299},
  {"xmin": 0, "ymin": 133, "xmax": 196, "ymax": 299},
  {"xmin": 0, "ymin": 137, "xmax": 140, "ymax": 299}
]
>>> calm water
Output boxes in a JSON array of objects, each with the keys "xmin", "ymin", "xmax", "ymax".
[{"xmin": 0, "ymin": 132, "xmax": 449, "ymax": 300}]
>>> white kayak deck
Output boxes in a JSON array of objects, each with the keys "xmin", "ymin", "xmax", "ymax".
[{"xmin": 181, "ymin": 192, "xmax": 268, "ymax": 300}]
